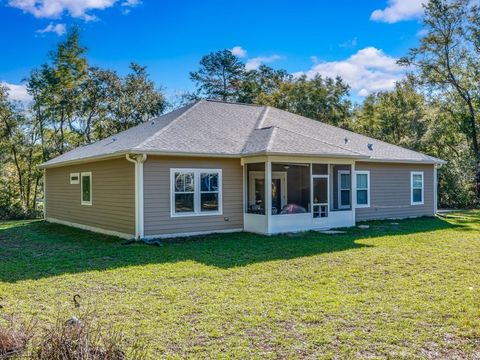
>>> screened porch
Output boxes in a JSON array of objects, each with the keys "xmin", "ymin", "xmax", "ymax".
[{"xmin": 243, "ymin": 158, "xmax": 356, "ymax": 234}]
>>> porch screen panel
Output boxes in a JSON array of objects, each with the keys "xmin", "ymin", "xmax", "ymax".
[
  {"xmin": 313, "ymin": 177, "xmax": 328, "ymax": 218},
  {"xmin": 246, "ymin": 163, "xmax": 266, "ymax": 215},
  {"xmin": 271, "ymin": 163, "xmax": 310, "ymax": 215}
]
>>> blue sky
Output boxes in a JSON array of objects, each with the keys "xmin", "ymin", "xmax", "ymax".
[{"xmin": 0, "ymin": 0, "xmax": 426, "ymax": 103}]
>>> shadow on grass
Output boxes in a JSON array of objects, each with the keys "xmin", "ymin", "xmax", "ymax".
[{"xmin": 0, "ymin": 214, "xmax": 470, "ymax": 283}]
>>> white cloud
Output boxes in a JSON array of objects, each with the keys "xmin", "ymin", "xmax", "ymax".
[
  {"xmin": 370, "ymin": 0, "xmax": 425, "ymax": 23},
  {"xmin": 8, "ymin": 0, "xmax": 139, "ymax": 20},
  {"xmin": 245, "ymin": 55, "xmax": 281, "ymax": 71},
  {"xmin": 339, "ymin": 37, "xmax": 358, "ymax": 49},
  {"xmin": 121, "ymin": 0, "xmax": 140, "ymax": 14},
  {"xmin": 296, "ymin": 47, "xmax": 405, "ymax": 96},
  {"xmin": 36, "ymin": 22, "xmax": 66, "ymax": 36},
  {"xmin": 230, "ymin": 46, "xmax": 247, "ymax": 58},
  {"xmin": 1, "ymin": 82, "xmax": 32, "ymax": 103}
]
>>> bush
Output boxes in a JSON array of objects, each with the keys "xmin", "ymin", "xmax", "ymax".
[
  {"xmin": 0, "ymin": 315, "xmax": 35, "ymax": 359},
  {"xmin": 31, "ymin": 312, "xmax": 146, "ymax": 360},
  {"xmin": 0, "ymin": 204, "xmax": 42, "ymax": 221}
]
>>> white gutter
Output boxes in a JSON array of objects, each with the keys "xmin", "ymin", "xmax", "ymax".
[{"xmin": 126, "ymin": 154, "xmax": 147, "ymax": 239}]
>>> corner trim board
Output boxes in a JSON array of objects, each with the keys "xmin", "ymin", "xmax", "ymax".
[
  {"xmin": 46, "ymin": 217, "xmax": 133, "ymax": 239},
  {"xmin": 126, "ymin": 154, "xmax": 147, "ymax": 239}
]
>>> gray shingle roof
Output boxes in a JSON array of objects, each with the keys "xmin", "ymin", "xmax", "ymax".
[{"xmin": 40, "ymin": 99, "xmax": 445, "ymax": 168}]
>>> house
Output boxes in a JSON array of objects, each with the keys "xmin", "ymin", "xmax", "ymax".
[{"xmin": 39, "ymin": 100, "xmax": 445, "ymax": 240}]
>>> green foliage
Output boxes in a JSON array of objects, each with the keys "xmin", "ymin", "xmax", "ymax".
[
  {"xmin": 0, "ymin": 28, "xmax": 166, "ymax": 219},
  {"xmin": 352, "ymin": 79, "xmax": 476, "ymax": 207},
  {"xmin": 400, "ymin": 0, "xmax": 480, "ymax": 198},
  {"xmin": 190, "ymin": 50, "xmax": 246, "ymax": 101},
  {"xmin": 1, "ymin": 213, "xmax": 479, "ymax": 357},
  {"xmin": 256, "ymin": 74, "xmax": 352, "ymax": 127}
]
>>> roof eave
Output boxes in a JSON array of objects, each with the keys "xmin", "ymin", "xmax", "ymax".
[
  {"xmin": 360, "ymin": 158, "xmax": 447, "ymax": 165},
  {"xmin": 241, "ymin": 151, "xmax": 370, "ymax": 159}
]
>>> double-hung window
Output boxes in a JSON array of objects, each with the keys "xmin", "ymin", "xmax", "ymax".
[
  {"xmin": 81, "ymin": 172, "xmax": 92, "ymax": 206},
  {"xmin": 411, "ymin": 171, "xmax": 424, "ymax": 205},
  {"xmin": 171, "ymin": 169, "xmax": 222, "ymax": 216},
  {"xmin": 355, "ymin": 171, "xmax": 370, "ymax": 208}
]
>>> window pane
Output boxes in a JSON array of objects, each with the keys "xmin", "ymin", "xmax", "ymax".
[
  {"xmin": 357, "ymin": 189, "xmax": 368, "ymax": 205},
  {"xmin": 413, "ymin": 189, "xmax": 422, "ymax": 203},
  {"xmin": 413, "ymin": 174, "xmax": 423, "ymax": 188},
  {"xmin": 175, "ymin": 172, "xmax": 194, "ymax": 192},
  {"xmin": 201, "ymin": 173, "xmax": 218, "ymax": 192},
  {"xmin": 341, "ymin": 190, "xmax": 350, "ymax": 206},
  {"xmin": 356, "ymin": 174, "xmax": 368, "ymax": 189},
  {"xmin": 313, "ymin": 178, "xmax": 328, "ymax": 204},
  {"xmin": 201, "ymin": 193, "xmax": 219, "ymax": 212},
  {"xmin": 312, "ymin": 164, "xmax": 328, "ymax": 175},
  {"xmin": 82, "ymin": 176, "xmax": 90, "ymax": 202},
  {"xmin": 340, "ymin": 173, "xmax": 350, "ymax": 189},
  {"xmin": 175, "ymin": 193, "xmax": 194, "ymax": 212}
]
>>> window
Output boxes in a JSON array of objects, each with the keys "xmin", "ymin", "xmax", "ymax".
[
  {"xmin": 70, "ymin": 173, "xmax": 79, "ymax": 184},
  {"xmin": 411, "ymin": 171, "xmax": 424, "ymax": 205},
  {"xmin": 171, "ymin": 169, "xmax": 222, "ymax": 216},
  {"xmin": 81, "ymin": 172, "xmax": 92, "ymax": 206},
  {"xmin": 355, "ymin": 171, "xmax": 370, "ymax": 208},
  {"xmin": 338, "ymin": 170, "xmax": 351, "ymax": 209}
]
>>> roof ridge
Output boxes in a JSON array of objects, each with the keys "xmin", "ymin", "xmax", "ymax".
[
  {"xmin": 132, "ymin": 100, "xmax": 203, "ymax": 151},
  {"xmin": 239, "ymin": 106, "xmax": 270, "ymax": 154},
  {"xmin": 255, "ymin": 106, "xmax": 270, "ymax": 129},
  {"xmin": 205, "ymin": 99, "xmax": 264, "ymax": 107},
  {"xmin": 265, "ymin": 126, "xmax": 277, "ymax": 152}
]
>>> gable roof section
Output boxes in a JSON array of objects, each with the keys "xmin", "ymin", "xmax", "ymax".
[{"xmin": 40, "ymin": 99, "xmax": 445, "ymax": 168}]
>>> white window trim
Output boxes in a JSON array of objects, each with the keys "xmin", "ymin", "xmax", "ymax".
[
  {"xmin": 70, "ymin": 173, "xmax": 80, "ymax": 185},
  {"xmin": 170, "ymin": 168, "xmax": 223, "ymax": 217},
  {"xmin": 80, "ymin": 172, "xmax": 92, "ymax": 206},
  {"xmin": 337, "ymin": 170, "xmax": 351, "ymax": 209},
  {"xmin": 411, "ymin": 171, "xmax": 424, "ymax": 205},
  {"xmin": 355, "ymin": 170, "xmax": 370, "ymax": 208}
]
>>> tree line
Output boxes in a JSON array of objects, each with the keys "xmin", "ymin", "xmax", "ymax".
[{"xmin": 1, "ymin": 0, "xmax": 478, "ymax": 219}]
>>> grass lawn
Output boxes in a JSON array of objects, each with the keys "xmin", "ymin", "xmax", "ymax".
[{"xmin": 1, "ymin": 212, "xmax": 479, "ymax": 359}]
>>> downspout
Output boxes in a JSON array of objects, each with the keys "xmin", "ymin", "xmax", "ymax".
[{"xmin": 126, "ymin": 154, "xmax": 147, "ymax": 239}]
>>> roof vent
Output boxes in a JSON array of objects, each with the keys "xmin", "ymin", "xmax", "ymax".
[
  {"xmin": 151, "ymin": 121, "xmax": 155, "ymax": 125},
  {"xmin": 367, "ymin": 143, "xmax": 373, "ymax": 151},
  {"xmin": 344, "ymin": 137, "xmax": 349, "ymax": 144}
]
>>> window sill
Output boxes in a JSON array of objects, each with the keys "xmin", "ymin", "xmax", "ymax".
[{"xmin": 171, "ymin": 211, "xmax": 223, "ymax": 218}]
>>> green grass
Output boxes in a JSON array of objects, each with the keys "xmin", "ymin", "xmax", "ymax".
[{"xmin": 1, "ymin": 212, "xmax": 479, "ymax": 359}]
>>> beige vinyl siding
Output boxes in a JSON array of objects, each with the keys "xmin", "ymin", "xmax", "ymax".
[
  {"xmin": 355, "ymin": 162, "xmax": 435, "ymax": 221},
  {"xmin": 144, "ymin": 156, "xmax": 243, "ymax": 236},
  {"xmin": 45, "ymin": 158, "xmax": 135, "ymax": 236}
]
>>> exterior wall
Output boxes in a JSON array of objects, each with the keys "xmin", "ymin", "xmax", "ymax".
[
  {"xmin": 355, "ymin": 162, "xmax": 435, "ymax": 221},
  {"xmin": 143, "ymin": 156, "xmax": 244, "ymax": 236},
  {"xmin": 45, "ymin": 158, "xmax": 135, "ymax": 237}
]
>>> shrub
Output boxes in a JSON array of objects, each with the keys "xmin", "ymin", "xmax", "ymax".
[
  {"xmin": 32, "ymin": 312, "xmax": 146, "ymax": 360},
  {"xmin": 0, "ymin": 315, "xmax": 35, "ymax": 359}
]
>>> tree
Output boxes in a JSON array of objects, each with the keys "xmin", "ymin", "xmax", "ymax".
[
  {"xmin": 190, "ymin": 50, "xmax": 245, "ymax": 101},
  {"xmin": 352, "ymin": 79, "xmax": 427, "ymax": 150},
  {"xmin": 109, "ymin": 63, "xmax": 166, "ymax": 133},
  {"xmin": 236, "ymin": 65, "xmax": 291, "ymax": 104},
  {"xmin": 399, "ymin": 0, "xmax": 480, "ymax": 198},
  {"xmin": 257, "ymin": 74, "xmax": 352, "ymax": 127},
  {"xmin": 0, "ymin": 28, "xmax": 167, "ymax": 219}
]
